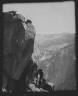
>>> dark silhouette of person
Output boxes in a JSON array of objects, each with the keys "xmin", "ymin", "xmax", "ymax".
[
  {"xmin": 34, "ymin": 69, "xmax": 43, "ymax": 88},
  {"xmin": 34, "ymin": 69, "xmax": 54, "ymax": 92},
  {"xmin": 40, "ymin": 78, "xmax": 53, "ymax": 92}
]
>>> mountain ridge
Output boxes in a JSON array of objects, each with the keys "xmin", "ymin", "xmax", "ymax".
[{"xmin": 32, "ymin": 32, "xmax": 76, "ymax": 90}]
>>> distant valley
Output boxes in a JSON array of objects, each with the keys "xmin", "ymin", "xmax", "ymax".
[{"xmin": 32, "ymin": 32, "xmax": 76, "ymax": 90}]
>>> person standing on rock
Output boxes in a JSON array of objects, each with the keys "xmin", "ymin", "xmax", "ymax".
[{"xmin": 25, "ymin": 19, "xmax": 36, "ymax": 39}]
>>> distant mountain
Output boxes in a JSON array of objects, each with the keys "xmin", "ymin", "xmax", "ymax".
[
  {"xmin": 33, "ymin": 32, "xmax": 75, "ymax": 57},
  {"xmin": 35, "ymin": 33, "xmax": 75, "ymax": 48},
  {"xmin": 32, "ymin": 32, "xmax": 76, "ymax": 90},
  {"xmin": 38, "ymin": 43, "xmax": 76, "ymax": 90}
]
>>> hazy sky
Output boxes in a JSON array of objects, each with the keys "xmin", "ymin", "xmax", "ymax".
[{"xmin": 3, "ymin": 1, "xmax": 75, "ymax": 34}]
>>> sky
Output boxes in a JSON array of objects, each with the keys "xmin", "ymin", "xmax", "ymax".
[{"xmin": 3, "ymin": 1, "xmax": 75, "ymax": 34}]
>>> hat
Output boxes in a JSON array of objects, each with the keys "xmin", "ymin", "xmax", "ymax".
[{"xmin": 25, "ymin": 19, "xmax": 32, "ymax": 24}]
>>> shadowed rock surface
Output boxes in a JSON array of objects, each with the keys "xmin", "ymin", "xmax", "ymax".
[
  {"xmin": 3, "ymin": 11, "xmax": 36, "ymax": 92},
  {"xmin": 3, "ymin": 11, "xmax": 53, "ymax": 93}
]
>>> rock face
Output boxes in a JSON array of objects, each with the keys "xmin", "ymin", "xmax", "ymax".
[
  {"xmin": 3, "ymin": 11, "xmax": 36, "ymax": 91},
  {"xmin": 3, "ymin": 11, "xmax": 53, "ymax": 93}
]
